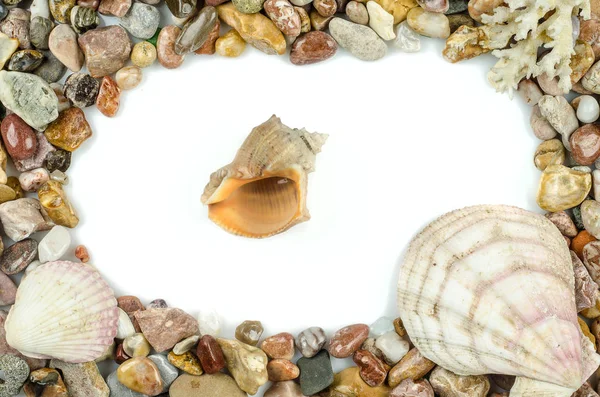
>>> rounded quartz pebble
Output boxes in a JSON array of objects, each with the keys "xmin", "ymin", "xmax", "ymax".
[
  {"xmin": 375, "ymin": 331, "xmax": 410, "ymax": 365},
  {"xmin": 123, "ymin": 333, "xmax": 151, "ymax": 357},
  {"xmin": 0, "ymin": 114, "xmax": 37, "ymax": 161},
  {"xmin": 157, "ymin": 25, "xmax": 185, "ymax": 69},
  {"xmin": 235, "ymin": 320, "xmax": 263, "ymax": 346},
  {"xmin": 215, "ymin": 30, "xmax": 246, "ymax": 57},
  {"xmin": 0, "ymin": 238, "xmax": 37, "ymax": 275},
  {"xmin": 64, "ymin": 72, "xmax": 100, "ymax": 108},
  {"xmin": 197, "ymin": 335, "xmax": 226, "ymax": 374},
  {"xmin": 117, "ymin": 357, "xmax": 163, "ymax": 396},
  {"xmin": 570, "ymin": 124, "xmax": 600, "ymax": 165},
  {"xmin": 296, "ymin": 326, "xmax": 327, "ymax": 358},
  {"xmin": 18, "ymin": 167, "xmax": 49, "ymax": 192},
  {"xmin": 0, "ymin": 354, "xmax": 30, "ymax": 396},
  {"xmin": 290, "ymin": 31, "xmax": 337, "ymax": 65},
  {"xmin": 38, "ymin": 225, "xmax": 70, "ymax": 263},
  {"xmin": 329, "ymin": 323, "xmax": 369, "ymax": 358},
  {"xmin": 131, "ymin": 41, "xmax": 157, "ymax": 68},
  {"xmin": 115, "ymin": 65, "xmax": 142, "ymax": 90},
  {"xmin": 577, "ymin": 95, "xmax": 600, "ymax": 123}
]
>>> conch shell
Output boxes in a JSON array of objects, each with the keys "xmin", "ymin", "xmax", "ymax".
[
  {"xmin": 5, "ymin": 261, "xmax": 118, "ymax": 363},
  {"xmin": 397, "ymin": 205, "xmax": 600, "ymax": 397},
  {"xmin": 201, "ymin": 115, "xmax": 327, "ymax": 238}
]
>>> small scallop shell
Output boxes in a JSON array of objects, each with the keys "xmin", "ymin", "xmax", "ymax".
[
  {"xmin": 398, "ymin": 205, "xmax": 600, "ymax": 397},
  {"xmin": 201, "ymin": 115, "xmax": 327, "ymax": 238},
  {"xmin": 5, "ymin": 260, "xmax": 118, "ymax": 363}
]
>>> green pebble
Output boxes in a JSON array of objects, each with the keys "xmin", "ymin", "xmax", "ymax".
[
  {"xmin": 147, "ymin": 28, "xmax": 161, "ymax": 47},
  {"xmin": 297, "ymin": 350, "xmax": 334, "ymax": 396}
]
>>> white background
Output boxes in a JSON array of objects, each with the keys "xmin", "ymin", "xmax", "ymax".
[{"xmin": 62, "ymin": 27, "xmax": 539, "ymax": 393}]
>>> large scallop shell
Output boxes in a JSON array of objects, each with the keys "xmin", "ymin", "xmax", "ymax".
[
  {"xmin": 5, "ymin": 260, "xmax": 118, "ymax": 363},
  {"xmin": 398, "ymin": 205, "xmax": 600, "ymax": 397},
  {"xmin": 201, "ymin": 115, "xmax": 327, "ymax": 238}
]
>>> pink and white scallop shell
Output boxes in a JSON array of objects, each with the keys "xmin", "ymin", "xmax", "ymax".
[
  {"xmin": 5, "ymin": 260, "xmax": 118, "ymax": 363},
  {"xmin": 398, "ymin": 205, "xmax": 600, "ymax": 397}
]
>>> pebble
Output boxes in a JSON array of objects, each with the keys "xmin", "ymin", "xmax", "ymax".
[
  {"xmin": 44, "ymin": 107, "xmax": 93, "ymax": 151},
  {"xmin": 264, "ymin": 0, "xmax": 300, "ymax": 37},
  {"xmin": 297, "ymin": 350, "xmax": 334, "ymax": 395},
  {"xmin": 367, "ymin": 1, "xmax": 395, "ymax": 40},
  {"xmin": 372, "ymin": 0, "xmax": 416, "ymax": 24},
  {"xmin": 117, "ymin": 357, "xmax": 163, "ymax": 396},
  {"xmin": 120, "ymin": 3, "xmax": 159, "ymax": 40},
  {"xmin": 167, "ymin": 351, "xmax": 203, "ymax": 375},
  {"xmin": 329, "ymin": 17, "xmax": 386, "ymax": 60},
  {"xmin": 388, "ymin": 347, "xmax": 436, "ymax": 387},
  {"xmin": 537, "ymin": 165, "xmax": 592, "ymax": 212},
  {"xmin": 0, "ymin": 184, "xmax": 15, "ymax": 204},
  {"xmin": 595, "ymin": 169, "xmax": 600, "ymax": 199},
  {"xmin": 330, "ymin": 367, "xmax": 390, "ymax": 397},
  {"xmin": 119, "ymin": 295, "xmax": 145, "ymax": 331},
  {"xmin": 115, "ymin": 343, "xmax": 131, "ymax": 364},
  {"xmin": 64, "ymin": 73, "xmax": 100, "ymax": 108},
  {"xmin": 50, "ymin": 169, "xmax": 68, "ymax": 185},
  {"xmin": 0, "ymin": 238, "xmax": 37, "ymax": 274},
  {"xmin": 407, "ymin": 7, "xmax": 450, "ymax": 38},
  {"xmin": 584, "ymin": 61, "xmax": 600, "ymax": 94},
  {"xmin": 173, "ymin": 334, "xmax": 200, "ymax": 354},
  {"xmin": 582, "ymin": 199, "xmax": 600, "ymax": 239},
  {"xmin": 391, "ymin": 379, "xmax": 435, "ymax": 397},
  {"xmin": 0, "ymin": 71, "xmax": 58, "ymax": 131},
  {"xmin": 0, "ymin": 198, "xmax": 53, "ymax": 242},
  {"xmin": 446, "ymin": 14, "xmax": 473, "ymax": 33},
  {"xmin": 38, "ymin": 180, "xmax": 79, "ymax": 228},
  {"xmin": 393, "ymin": 21, "xmax": 421, "ymax": 52},
  {"xmin": 539, "ymin": 95, "xmax": 580, "ymax": 149},
  {"xmin": 375, "ymin": 331, "xmax": 410, "ymax": 365},
  {"xmin": 0, "ymin": 2, "xmax": 5, "ymax": 21},
  {"xmin": 296, "ymin": 6, "xmax": 310, "ymax": 32},
  {"xmin": 30, "ymin": 17, "xmax": 53, "ymax": 50},
  {"xmin": 50, "ymin": 360, "xmax": 109, "ymax": 397},
  {"xmin": 197, "ymin": 334, "xmax": 226, "ymax": 374},
  {"xmin": 0, "ymin": 32, "xmax": 18, "ymax": 70},
  {"xmin": 78, "ymin": 0, "xmax": 100, "ymax": 9},
  {"xmin": 534, "ymin": 139, "xmax": 565, "ymax": 171},
  {"xmin": 78, "ymin": 26, "xmax": 132, "ymax": 78},
  {"xmin": 106, "ymin": 371, "xmax": 146, "ymax": 397},
  {"xmin": 19, "ymin": 168, "xmax": 49, "ymax": 193},
  {"xmin": 429, "ymin": 366, "xmax": 490, "ymax": 397},
  {"xmin": 346, "ymin": 1, "xmax": 369, "ymax": 24},
  {"xmin": 545, "ymin": 210, "xmax": 577, "ymax": 237},
  {"xmin": 44, "ymin": 149, "xmax": 71, "ymax": 173},
  {"xmin": 131, "ymin": 41, "xmax": 157, "ymax": 68},
  {"xmin": 167, "ymin": 0, "xmax": 196, "ymax": 17},
  {"xmin": 96, "ymin": 76, "xmax": 120, "ymax": 117},
  {"xmin": 314, "ymin": 0, "xmax": 337, "ymax": 17},
  {"xmin": 571, "ymin": 124, "xmax": 600, "ymax": 165},
  {"xmin": 574, "ymin": 229, "xmax": 596, "ymax": 258},
  {"xmin": 235, "ymin": 320, "xmax": 263, "ymax": 346},
  {"xmin": 261, "ymin": 332, "xmax": 295, "ymax": 360},
  {"xmin": 530, "ymin": 104, "xmax": 557, "ymax": 140},
  {"xmin": 195, "ymin": 19, "xmax": 220, "ymax": 54},
  {"xmin": 1, "ymin": 114, "xmax": 37, "ymax": 161},
  {"xmin": 0, "ymin": 272, "xmax": 16, "ymax": 305},
  {"xmin": 573, "ymin": 383, "xmax": 599, "ymax": 397},
  {"xmin": 295, "ymin": 327, "xmax": 326, "ymax": 358},
  {"xmin": 24, "ymin": 367, "xmax": 68, "ymax": 397},
  {"xmin": 572, "ymin": 250, "xmax": 599, "ymax": 311},
  {"xmin": 0, "ymin": 9, "xmax": 31, "ymax": 49},
  {"xmin": 134, "ymin": 307, "xmax": 199, "ymax": 352},
  {"xmin": 157, "ymin": 25, "xmax": 185, "ymax": 68},
  {"xmin": 115, "ymin": 66, "xmax": 142, "ymax": 90},
  {"xmin": 34, "ymin": 52, "xmax": 67, "ymax": 83},
  {"xmin": 217, "ymin": 338, "xmax": 268, "ymax": 394},
  {"xmin": 75, "ymin": 244, "xmax": 90, "ymax": 262},
  {"xmin": 98, "ymin": 0, "xmax": 130, "ymax": 16},
  {"xmin": 537, "ymin": 73, "xmax": 565, "ymax": 96},
  {"xmin": 577, "ymin": 95, "xmax": 600, "ymax": 123},
  {"xmin": 31, "ymin": 0, "xmax": 51, "ymax": 18},
  {"xmin": 329, "ymin": 323, "xmax": 369, "ymax": 358},
  {"xmin": 353, "ymin": 349, "xmax": 387, "ymax": 387},
  {"xmin": 0, "ymin": 355, "xmax": 30, "ymax": 396},
  {"xmin": 445, "ymin": 0, "xmax": 467, "ymax": 13},
  {"xmin": 49, "ymin": 0, "xmax": 75, "ymax": 23},
  {"xmin": 123, "ymin": 333, "xmax": 151, "ymax": 357},
  {"xmin": 267, "ymin": 359, "xmax": 300, "ymax": 381},
  {"xmin": 8, "ymin": 50, "xmax": 43, "ymax": 73},
  {"xmin": 215, "ymin": 30, "xmax": 246, "ymax": 57},
  {"xmin": 148, "ymin": 354, "xmax": 178, "ymax": 391},
  {"xmin": 291, "ymin": 31, "xmax": 337, "ymax": 65},
  {"xmin": 571, "ymin": 41, "xmax": 595, "ymax": 84},
  {"xmin": 48, "ymin": 24, "xmax": 83, "ymax": 72},
  {"xmin": 116, "ymin": 308, "xmax": 136, "ymax": 339},
  {"xmin": 148, "ymin": 299, "xmax": 168, "ymax": 309},
  {"xmin": 169, "ymin": 373, "xmax": 246, "ymax": 397},
  {"xmin": 310, "ymin": 9, "xmax": 332, "ymax": 30},
  {"xmin": 369, "ymin": 317, "xmax": 395, "ymax": 337},
  {"xmin": 217, "ymin": 3, "xmax": 286, "ymax": 55},
  {"xmin": 264, "ymin": 381, "xmax": 306, "ymax": 397},
  {"xmin": 175, "ymin": 7, "xmax": 217, "ymax": 54}
]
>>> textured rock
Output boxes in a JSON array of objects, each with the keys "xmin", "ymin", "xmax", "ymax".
[
  {"xmin": 49, "ymin": 0, "xmax": 75, "ymax": 23},
  {"xmin": 37, "ymin": 180, "xmax": 79, "ymax": 228},
  {"xmin": 261, "ymin": 332, "xmax": 295, "ymax": 360},
  {"xmin": 537, "ymin": 165, "xmax": 591, "ymax": 212},
  {"xmin": 353, "ymin": 349, "xmax": 388, "ymax": 387},
  {"xmin": 176, "ymin": 6, "xmax": 218, "ymax": 54},
  {"xmin": 296, "ymin": 327, "xmax": 327, "ymax": 358},
  {"xmin": 375, "ymin": 331, "xmax": 410, "ymax": 364},
  {"xmin": 168, "ymin": 351, "xmax": 203, "ymax": 375},
  {"xmin": 134, "ymin": 308, "xmax": 199, "ymax": 352},
  {"xmin": 44, "ymin": 107, "xmax": 92, "ymax": 151},
  {"xmin": 131, "ymin": 41, "xmax": 157, "ymax": 67},
  {"xmin": 346, "ymin": 1, "xmax": 369, "ymax": 24},
  {"xmin": 264, "ymin": 0, "xmax": 301, "ymax": 36},
  {"xmin": 217, "ymin": 338, "xmax": 269, "ymax": 394},
  {"xmin": 63, "ymin": 72, "xmax": 100, "ymax": 108},
  {"xmin": 166, "ymin": 0, "xmax": 197, "ymax": 18},
  {"xmin": 157, "ymin": 25, "xmax": 185, "ymax": 68},
  {"xmin": 572, "ymin": 250, "xmax": 599, "ymax": 312},
  {"xmin": 571, "ymin": 124, "xmax": 600, "ymax": 165},
  {"xmin": 194, "ymin": 19, "xmax": 220, "ymax": 54},
  {"xmin": 115, "ymin": 66, "xmax": 142, "ymax": 90},
  {"xmin": 388, "ymin": 348, "xmax": 436, "ymax": 388},
  {"xmin": 297, "ymin": 350, "xmax": 334, "ymax": 395},
  {"xmin": 215, "ymin": 30, "xmax": 246, "ymax": 57},
  {"xmin": 0, "ymin": 8, "xmax": 31, "ymax": 49},
  {"xmin": 34, "ymin": 52, "xmax": 67, "ymax": 83},
  {"xmin": 391, "ymin": 379, "xmax": 435, "ymax": 397},
  {"xmin": 0, "ymin": 272, "xmax": 16, "ymax": 305},
  {"xmin": 78, "ymin": 26, "xmax": 132, "ymax": 78},
  {"xmin": 96, "ymin": 76, "xmax": 120, "ymax": 117},
  {"xmin": 30, "ymin": 17, "xmax": 53, "ymax": 50},
  {"xmin": 106, "ymin": 371, "xmax": 146, "ymax": 397},
  {"xmin": 24, "ymin": 368, "xmax": 69, "ymax": 397},
  {"xmin": 372, "ymin": 0, "xmax": 416, "ymax": 23},
  {"xmin": 148, "ymin": 354, "xmax": 178, "ymax": 391},
  {"xmin": 367, "ymin": 1, "xmax": 395, "ymax": 40},
  {"xmin": 70, "ymin": 5, "xmax": 99, "ymax": 34},
  {"xmin": 14, "ymin": 132, "xmax": 55, "ymax": 172},
  {"xmin": 406, "ymin": 6, "xmax": 450, "ymax": 38},
  {"xmin": 0, "ymin": 238, "xmax": 37, "ymax": 274},
  {"xmin": 8, "ymin": 49, "xmax": 44, "ymax": 73},
  {"xmin": 169, "ymin": 373, "xmax": 246, "ymax": 397},
  {"xmin": 98, "ymin": 0, "xmax": 131, "ymax": 16},
  {"xmin": 0, "ymin": 71, "xmax": 58, "ymax": 131},
  {"xmin": 330, "ymin": 367, "xmax": 390, "ymax": 397},
  {"xmin": 290, "ymin": 31, "xmax": 337, "ymax": 65},
  {"xmin": 0, "ymin": 32, "xmax": 19, "ymax": 70},
  {"xmin": 329, "ymin": 323, "xmax": 369, "ymax": 358},
  {"xmin": 267, "ymin": 359, "xmax": 300, "ymax": 381},
  {"xmin": 235, "ymin": 320, "xmax": 263, "ymax": 346},
  {"xmin": 0, "ymin": 354, "xmax": 30, "ymax": 396},
  {"xmin": 120, "ymin": 3, "xmax": 159, "ymax": 39},
  {"xmin": 328, "ymin": 18, "xmax": 386, "ymax": 60},
  {"xmin": 18, "ymin": 168, "xmax": 49, "ymax": 192},
  {"xmin": 217, "ymin": 3, "xmax": 286, "ymax": 55},
  {"xmin": 0, "ymin": 198, "xmax": 53, "ymax": 241},
  {"xmin": 429, "ymin": 367, "xmax": 490, "ymax": 397},
  {"xmin": 50, "ymin": 360, "xmax": 109, "ymax": 397},
  {"xmin": 534, "ymin": 139, "xmax": 565, "ymax": 171},
  {"xmin": 264, "ymin": 381, "xmax": 307, "ymax": 397},
  {"xmin": 233, "ymin": 0, "xmax": 265, "ymax": 13}
]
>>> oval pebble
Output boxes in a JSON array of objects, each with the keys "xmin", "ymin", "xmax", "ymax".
[
  {"xmin": 157, "ymin": 25, "xmax": 185, "ymax": 69},
  {"xmin": 38, "ymin": 225, "xmax": 71, "ymax": 263},
  {"xmin": 328, "ymin": 17, "xmax": 386, "ymax": 61},
  {"xmin": 115, "ymin": 65, "xmax": 142, "ymax": 90}
]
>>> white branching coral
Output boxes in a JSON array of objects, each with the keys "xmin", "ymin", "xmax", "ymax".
[{"xmin": 445, "ymin": 0, "xmax": 590, "ymax": 95}]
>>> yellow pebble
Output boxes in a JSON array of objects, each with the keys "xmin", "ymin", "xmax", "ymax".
[
  {"xmin": 37, "ymin": 180, "xmax": 79, "ymax": 228},
  {"xmin": 537, "ymin": 164, "xmax": 591, "ymax": 212},
  {"xmin": 216, "ymin": 30, "xmax": 247, "ymax": 58},
  {"xmin": 168, "ymin": 351, "xmax": 204, "ymax": 376},
  {"xmin": 131, "ymin": 41, "xmax": 157, "ymax": 68}
]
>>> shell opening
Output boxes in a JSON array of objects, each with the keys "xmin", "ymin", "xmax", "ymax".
[{"xmin": 208, "ymin": 176, "xmax": 300, "ymax": 237}]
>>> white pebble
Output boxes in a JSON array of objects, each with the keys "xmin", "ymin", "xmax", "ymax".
[
  {"xmin": 593, "ymin": 170, "xmax": 600, "ymax": 199},
  {"xmin": 366, "ymin": 1, "xmax": 395, "ymax": 40},
  {"xmin": 173, "ymin": 335, "xmax": 200, "ymax": 355},
  {"xmin": 38, "ymin": 225, "xmax": 71, "ymax": 263},
  {"xmin": 50, "ymin": 170, "xmax": 69, "ymax": 185},
  {"xmin": 375, "ymin": 331, "xmax": 409, "ymax": 365},
  {"xmin": 116, "ymin": 308, "xmax": 136, "ymax": 340},
  {"xmin": 24, "ymin": 260, "xmax": 42, "ymax": 278},
  {"xmin": 369, "ymin": 316, "xmax": 394, "ymax": 337},
  {"xmin": 19, "ymin": 168, "xmax": 49, "ymax": 192},
  {"xmin": 198, "ymin": 309, "xmax": 221, "ymax": 337},
  {"xmin": 393, "ymin": 21, "xmax": 421, "ymax": 53},
  {"xmin": 31, "ymin": 0, "xmax": 51, "ymax": 19},
  {"xmin": 577, "ymin": 95, "xmax": 600, "ymax": 123}
]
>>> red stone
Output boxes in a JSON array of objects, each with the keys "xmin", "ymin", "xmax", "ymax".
[
  {"xmin": 329, "ymin": 324, "xmax": 369, "ymax": 358},
  {"xmin": 118, "ymin": 295, "xmax": 145, "ymax": 332},
  {"xmin": 96, "ymin": 76, "xmax": 121, "ymax": 118},
  {"xmin": 98, "ymin": 0, "xmax": 131, "ymax": 17},
  {"xmin": 157, "ymin": 26, "xmax": 185, "ymax": 69},
  {"xmin": 115, "ymin": 343, "xmax": 131, "ymax": 364},
  {"xmin": 1, "ymin": 114, "xmax": 37, "ymax": 161},
  {"xmin": 267, "ymin": 359, "xmax": 300, "ymax": 381},
  {"xmin": 353, "ymin": 349, "xmax": 388, "ymax": 387},
  {"xmin": 290, "ymin": 31, "xmax": 337, "ymax": 65},
  {"xmin": 570, "ymin": 124, "xmax": 600, "ymax": 165},
  {"xmin": 261, "ymin": 332, "xmax": 295, "ymax": 360},
  {"xmin": 197, "ymin": 335, "xmax": 226, "ymax": 374}
]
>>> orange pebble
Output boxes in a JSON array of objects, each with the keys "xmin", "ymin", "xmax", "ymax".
[
  {"xmin": 572, "ymin": 230, "xmax": 596, "ymax": 259},
  {"xmin": 75, "ymin": 245, "xmax": 90, "ymax": 263}
]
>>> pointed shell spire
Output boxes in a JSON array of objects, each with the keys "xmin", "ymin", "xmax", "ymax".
[{"xmin": 201, "ymin": 115, "xmax": 327, "ymax": 238}]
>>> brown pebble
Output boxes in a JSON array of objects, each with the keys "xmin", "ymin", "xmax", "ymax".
[
  {"xmin": 194, "ymin": 19, "xmax": 220, "ymax": 55},
  {"xmin": 571, "ymin": 124, "xmax": 600, "ymax": 165},
  {"xmin": 75, "ymin": 245, "xmax": 90, "ymax": 262},
  {"xmin": 115, "ymin": 343, "xmax": 131, "ymax": 364},
  {"xmin": 96, "ymin": 76, "xmax": 121, "ymax": 118},
  {"xmin": 353, "ymin": 349, "xmax": 387, "ymax": 387},
  {"xmin": 545, "ymin": 211, "xmax": 578, "ymax": 237},
  {"xmin": 118, "ymin": 295, "xmax": 145, "ymax": 332},
  {"xmin": 573, "ymin": 230, "xmax": 597, "ymax": 260},
  {"xmin": 267, "ymin": 359, "xmax": 300, "ymax": 381},
  {"xmin": 78, "ymin": 26, "xmax": 132, "ymax": 78},
  {"xmin": 290, "ymin": 31, "xmax": 337, "ymax": 65},
  {"xmin": 314, "ymin": 0, "xmax": 337, "ymax": 17},
  {"xmin": 197, "ymin": 334, "xmax": 226, "ymax": 374},
  {"xmin": 329, "ymin": 324, "xmax": 369, "ymax": 358},
  {"xmin": 235, "ymin": 320, "xmax": 264, "ymax": 346},
  {"xmin": 157, "ymin": 25, "xmax": 185, "ymax": 69},
  {"xmin": 393, "ymin": 318, "xmax": 406, "ymax": 337},
  {"xmin": 388, "ymin": 348, "xmax": 436, "ymax": 388},
  {"xmin": 261, "ymin": 332, "xmax": 295, "ymax": 360},
  {"xmin": 44, "ymin": 108, "xmax": 92, "ymax": 152},
  {"xmin": 264, "ymin": 0, "xmax": 301, "ymax": 37},
  {"xmin": 98, "ymin": 0, "xmax": 131, "ymax": 16},
  {"xmin": 135, "ymin": 308, "xmax": 199, "ymax": 352},
  {"xmin": 391, "ymin": 378, "xmax": 435, "ymax": 397}
]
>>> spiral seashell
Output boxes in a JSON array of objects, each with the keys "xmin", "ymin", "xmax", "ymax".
[
  {"xmin": 398, "ymin": 205, "xmax": 600, "ymax": 397},
  {"xmin": 5, "ymin": 261, "xmax": 118, "ymax": 363}
]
